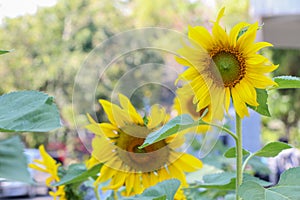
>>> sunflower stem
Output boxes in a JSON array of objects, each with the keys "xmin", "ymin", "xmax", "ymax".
[
  {"xmin": 94, "ymin": 184, "xmax": 101, "ymax": 200},
  {"xmin": 235, "ymin": 112, "xmax": 243, "ymax": 200}
]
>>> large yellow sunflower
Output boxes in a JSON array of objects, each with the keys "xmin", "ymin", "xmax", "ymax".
[
  {"xmin": 29, "ymin": 145, "xmax": 66, "ymax": 200},
  {"xmin": 86, "ymin": 94, "xmax": 203, "ymax": 199},
  {"xmin": 173, "ymin": 84, "xmax": 211, "ymax": 133},
  {"xmin": 176, "ymin": 7, "xmax": 278, "ymax": 119}
]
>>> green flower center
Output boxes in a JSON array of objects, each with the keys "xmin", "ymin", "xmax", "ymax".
[
  {"xmin": 116, "ymin": 124, "xmax": 169, "ymax": 172},
  {"xmin": 209, "ymin": 49, "xmax": 246, "ymax": 87}
]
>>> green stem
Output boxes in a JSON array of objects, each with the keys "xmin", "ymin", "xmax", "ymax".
[
  {"xmin": 94, "ymin": 184, "xmax": 101, "ymax": 200},
  {"xmin": 204, "ymin": 121, "xmax": 238, "ymax": 141},
  {"xmin": 241, "ymin": 153, "xmax": 255, "ymax": 173},
  {"xmin": 235, "ymin": 112, "xmax": 243, "ymax": 200}
]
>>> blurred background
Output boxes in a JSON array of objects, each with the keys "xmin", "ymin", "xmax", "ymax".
[{"xmin": 0, "ymin": 0, "xmax": 300, "ymax": 198}]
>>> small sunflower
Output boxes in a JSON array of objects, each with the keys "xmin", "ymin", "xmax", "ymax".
[
  {"xmin": 176, "ymin": 7, "xmax": 278, "ymax": 119},
  {"xmin": 86, "ymin": 94, "xmax": 203, "ymax": 199},
  {"xmin": 173, "ymin": 84, "xmax": 211, "ymax": 133},
  {"xmin": 29, "ymin": 145, "xmax": 66, "ymax": 200}
]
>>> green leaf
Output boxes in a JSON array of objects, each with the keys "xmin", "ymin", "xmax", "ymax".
[
  {"xmin": 0, "ymin": 50, "xmax": 10, "ymax": 55},
  {"xmin": 140, "ymin": 114, "xmax": 203, "ymax": 149},
  {"xmin": 248, "ymin": 89, "xmax": 270, "ymax": 117},
  {"xmin": 0, "ymin": 136, "xmax": 32, "ymax": 183},
  {"xmin": 0, "ymin": 91, "xmax": 61, "ymax": 132},
  {"xmin": 239, "ymin": 167, "xmax": 300, "ymax": 200},
  {"xmin": 224, "ymin": 147, "xmax": 250, "ymax": 158},
  {"xmin": 193, "ymin": 172, "xmax": 271, "ymax": 190},
  {"xmin": 272, "ymin": 76, "xmax": 300, "ymax": 89},
  {"xmin": 186, "ymin": 164, "xmax": 223, "ymax": 184},
  {"xmin": 53, "ymin": 163, "xmax": 102, "ymax": 186},
  {"xmin": 224, "ymin": 194, "xmax": 235, "ymax": 200},
  {"xmin": 237, "ymin": 24, "xmax": 263, "ymax": 40},
  {"xmin": 254, "ymin": 142, "xmax": 292, "ymax": 157},
  {"xmin": 123, "ymin": 179, "xmax": 180, "ymax": 200},
  {"xmin": 248, "ymin": 157, "xmax": 271, "ymax": 175}
]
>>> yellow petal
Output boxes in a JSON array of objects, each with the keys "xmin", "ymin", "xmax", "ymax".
[
  {"xmin": 188, "ymin": 25, "xmax": 213, "ymax": 50},
  {"xmin": 142, "ymin": 173, "xmax": 151, "ymax": 188},
  {"xmin": 168, "ymin": 164, "xmax": 187, "ymax": 187},
  {"xmin": 231, "ymin": 87, "xmax": 249, "ymax": 118},
  {"xmin": 118, "ymin": 94, "xmax": 144, "ymax": 125},
  {"xmin": 28, "ymin": 164, "xmax": 48, "ymax": 173},
  {"xmin": 225, "ymin": 87, "xmax": 231, "ymax": 112},
  {"xmin": 173, "ymin": 152, "xmax": 203, "ymax": 172},
  {"xmin": 244, "ymin": 41, "xmax": 273, "ymax": 55},
  {"xmin": 157, "ymin": 168, "xmax": 170, "ymax": 182},
  {"xmin": 212, "ymin": 22, "xmax": 229, "ymax": 46},
  {"xmin": 246, "ymin": 73, "xmax": 277, "ymax": 89},
  {"xmin": 99, "ymin": 99, "xmax": 131, "ymax": 127},
  {"xmin": 92, "ymin": 136, "xmax": 115, "ymax": 162},
  {"xmin": 99, "ymin": 100, "xmax": 117, "ymax": 125},
  {"xmin": 104, "ymin": 171, "xmax": 126, "ymax": 190},
  {"xmin": 149, "ymin": 172, "xmax": 159, "ymax": 186},
  {"xmin": 246, "ymin": 54, "xmax": 268, "ymax": 65},
  {"xmin": 147, "ymin": 104, "xmax": 166, "ymax": 129},
  {"xmin": 125, "ymin": 173, "xmax": 135, "ymax": 196},
  {"xmin": 166, "ymin": 135, "xmax": 185, "ymax": 149},
  {"xmin": 98, "ymin": 165, "xmax": 116, "ymax": 183},
  {"xmin": 229, "ymin": 22, "xmax": 249, "ymax": 47},
  {"xmin": 175, "ymin": 56, "xmax": 193, "ymax": 68},
  {"xmin": 133, "ymin": 174, "xmax": 143, "ymax": 194},
  {"xmin": 237, "ymin": 22, "xmax": 258, "ymax": 52},
  {"xmin": 235, "ymin": 80, "xmax": 258, "ymax": 106},
  {"xmin": 216, "ymin": 7, "xmax": 225, "ymax": 24},
  {"xmin": 247, "ymin": 64, "xmax": 279, "ymax": 73},
  {"xmin": 210, "ymin": 86, "xmax": 225, "ymax": 120}
]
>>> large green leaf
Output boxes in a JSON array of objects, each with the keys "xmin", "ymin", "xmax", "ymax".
[
  {"xmin": 248, "ymin": 89, "xmax": 270, "ymax": 117},
  {"xmin": 239, "ymin": 167, "xmax": 300, "ymax": 200},
  {"xmin": 0, "ymin": 91, "xmax": 61, "ymax": 132},
  {"xmin": 123, "ymin": 179, "xmax": 180, "ymax": 200},
  {"xmin": 224, "ymin": 147, "xmax": 250, "ymax": 158},
  {"xmin": 193, "ymin": 172, "xmax": 271, "ymax": 190},
  {"xmin": 139, "ymin": 114, "xmax": 201, "ymax": 148},
  {"xmin": 53, "ymin": 163, "xmax": 102, "ymax": 186},
  {"xmin": 0, "ymin": 136, "xmax": 32, "ymax": 183},
  {"xmin": 272, "ymin": 76, "xmax": 300, "ymax": 89},
  {"xmin": 254, "ymin": 142, "xmax": 291, "ymax": 157},
  {"xmin": 140, "ymin": 112, "xmax": 212, "ymax": 149}
]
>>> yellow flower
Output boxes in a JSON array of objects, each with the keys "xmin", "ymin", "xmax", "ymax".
[
  {"xmin": 86, "ymin": 94, "xmax": 203, "ymax": 199},
  {"xmin": 173, "ymin": 84, "xmax": 211, "ymax": 133},
  {"xmin": 176, "ymin": 7, "xmax": 278, "ymax": 119},
  {"xmin": 29, "ymin": 145, "xmax": 67, "ymax": 200}
]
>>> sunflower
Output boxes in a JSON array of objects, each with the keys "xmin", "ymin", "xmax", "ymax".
[
  {"xmin": 173, "ymin": 83, "xmax": 212, "ymax": 133},
  {"xmin": 86, "ymin": 94, "xmax": 203, "ymax": 199},
  {"xmin": 29, "ymin": 145, "xmax": 66, "ymax": 200},
  {"xmin": 175, "ymin": 7, "xmax": 278, "ymax": 119}
]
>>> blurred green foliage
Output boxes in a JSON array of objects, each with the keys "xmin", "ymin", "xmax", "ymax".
[{"xmin": 262, "ymin": 49, "xmax": 300, "ymax": 147}]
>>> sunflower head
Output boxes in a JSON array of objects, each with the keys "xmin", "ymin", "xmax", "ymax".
[
  {"xmin": 176, "ymin": 7, "xmax": 278, "ymax": 118},
  {"xmin": 86, "ymin": 94, "xmax": 203, "ymax": 199}
]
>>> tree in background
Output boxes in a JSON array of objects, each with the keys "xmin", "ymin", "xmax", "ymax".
[{"xmin": 0, "ymin": 0, "xmax": 251, "ymax": 161}]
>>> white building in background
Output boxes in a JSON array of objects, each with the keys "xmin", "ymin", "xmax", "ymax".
[{"xmin": 251, "ymin": 0, "xmax": 300, "ymax": 49}]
